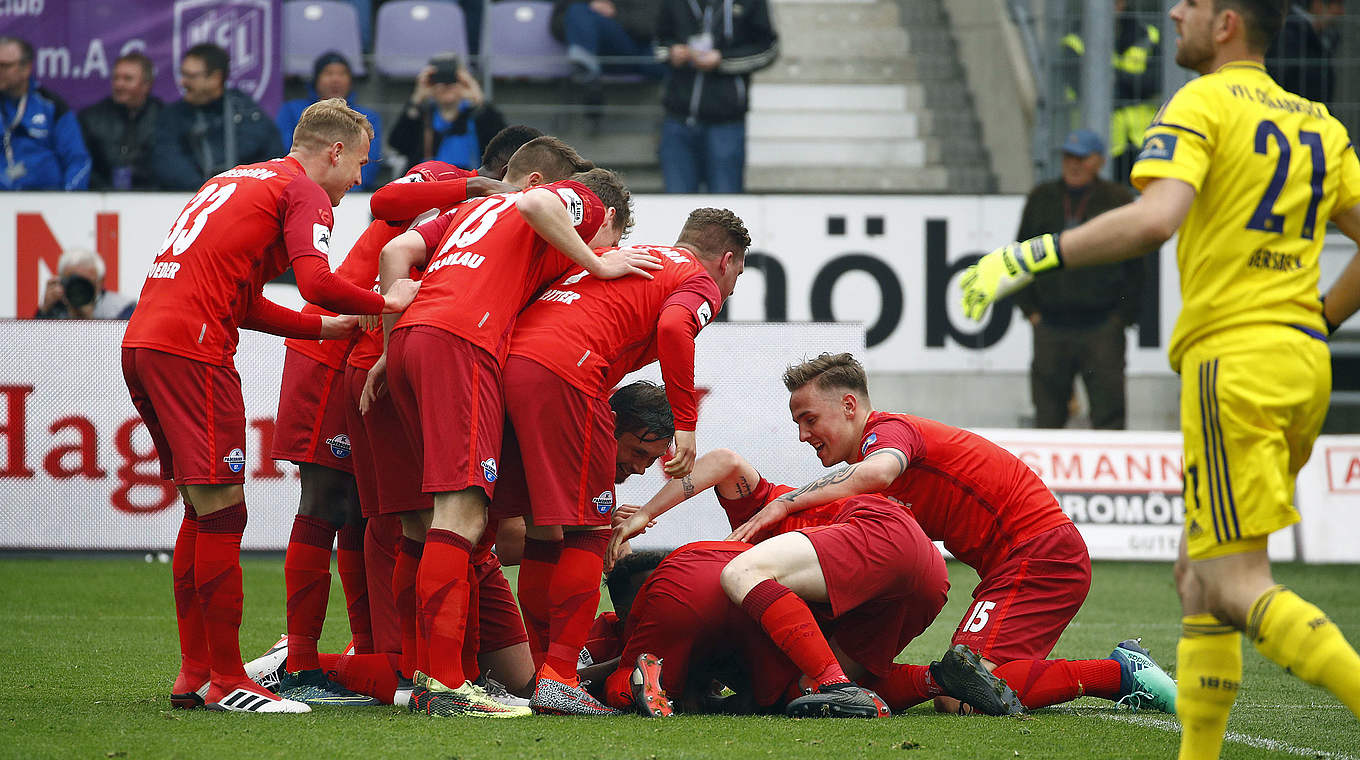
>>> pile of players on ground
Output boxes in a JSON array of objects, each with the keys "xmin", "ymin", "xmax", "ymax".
[{"xmin": 126, "ymin": 106, "xmax": 1177, "ymax": 718}]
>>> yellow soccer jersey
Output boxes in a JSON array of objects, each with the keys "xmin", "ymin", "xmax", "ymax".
[{"xmin": 1130, "ymin": 61, "xmax": 1360, "ymax": 372}]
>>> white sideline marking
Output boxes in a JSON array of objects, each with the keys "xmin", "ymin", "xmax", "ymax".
[{"xmin": 1096, "ymin": 712, "xmax": 1359, "ymax": 760}]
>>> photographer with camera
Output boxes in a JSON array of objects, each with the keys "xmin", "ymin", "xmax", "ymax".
[
  {"xmin": 34, "ymin": 249, "xmax": 136, "ymax": 320},
  {"xmin": 388, "ymin": 53, "xmax": 507, "ymax": 175}
]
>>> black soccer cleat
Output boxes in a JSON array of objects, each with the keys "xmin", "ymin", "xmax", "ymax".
[
  {"xmin": 785, "ymin": 682, "xmax": 891, "ymax": 718},
  {"xmin": 930, "ymin": 644, "xmax": 1026, "ymax": 716}
]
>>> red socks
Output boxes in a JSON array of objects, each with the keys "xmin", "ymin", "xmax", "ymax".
[
  {"xmin": 196, "ymin": 502, "xmax": 250, "ymax": 686},
  {"xmin": 741, "ymin": 579, "xmax": 847, "ymax": 689},
  {"xmin": 319, "ymin": 651, "xmax": 401, "ymax": 704},
  {"xmin": 393, "ymin": 536, "xmax": 423, "ymax": 678},
  {"xmin": 864, "ymin": 663, "xmax": 942, "ymax": 710},
  {"xmin": 337, "ymin": 521, "xmax": 373, "ymax": 654},
  {"xmin": 418, "ymin": 529, "xmax": 473, "ymax": 687},
  {"xmin": 284, "ymin": 514, "xmax": 336, "ymax": 672},
  {"xmin": 992, "ymin": 658, "xmax": 1122, "ymax": 709},
  {"xmin": 364, "ymin": 517, "xmax": 403, "ymax": 654},
  {"xmin": 543, "ymin": 530, "xmax": 609, "ymax": 681},
  {"xmin": 171, "ymin": 501, "xmax": 209, "ymax": 691},
  {"xmin": 461, "ymin": 562, "xmax": 482, "ymax": 682},
  {"xmin": 518, "ymin": 538, "xmax": 560, "ymax": 668}
]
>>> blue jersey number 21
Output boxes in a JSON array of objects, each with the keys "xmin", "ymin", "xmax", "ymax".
[{"xmin": 1246, "ymin": 120, "xmax": 1326, "ymax": 240}]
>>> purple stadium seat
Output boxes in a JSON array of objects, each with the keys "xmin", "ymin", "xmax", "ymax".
[
  {"xmin": 486, "ymin": 1, "xmax": 572, "ymax": 79},
  {"xmin": 283, "ymin": 1, "xmax": 367, "ymax": 78},
  {"xmin": 374, "ymin": 0, "xmax": 469, "ymax": 78}
]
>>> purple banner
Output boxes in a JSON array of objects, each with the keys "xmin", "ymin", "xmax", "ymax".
[{"xmin": 1, "ymin": 0, "xmax": 282, "ymax": 114}]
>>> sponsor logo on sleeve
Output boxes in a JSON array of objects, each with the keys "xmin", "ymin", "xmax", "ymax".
[
  {"xmin": 326, "ymin": 434, "xmax": 352, "ymax": 459},
  {"xmin": 313, "ymin": 223, "xmax": 331, "ymax": 255},
  {"xmin": 696, "ymin": 301, "xmax": 713, "ymax": 327},
  {"xmin": 1137, "ymin": 134, "xmax": 1177, "ymax": 162},
  {"xmin": 861, "ymin": 432, "xmax": 877, "ymax": 456},
  {"xmin": 592, "ymin": 490, "xmax": 615, "ymax": 515},
  {"xmin": 557, "ymin": 188, "xmax": 585, "ymax": 225},
  {"xmin": 223, "ymin": 448, "xmax": 246, "ymax": 474},
  {"xmin": 481, "ymin": 457, "xmax": 498, "ymax": 483}
]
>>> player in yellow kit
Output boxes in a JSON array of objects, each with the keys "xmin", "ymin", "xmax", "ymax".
[{"xmin": 959, "ymin": 1, "xmax": 1360, "ymax": 758}]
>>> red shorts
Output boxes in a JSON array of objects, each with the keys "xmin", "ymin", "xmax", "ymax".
[
  {"xmin": 475, "ymin": 554, "xmax": 529, "ymax": 652},
  {"xmin": 498, "ymin": 356, "xmax": 616, "ymax": 527},
  {"xmin": 613, "ymin": 542, "xmax": 798, "ymax": 710},
  {"xmin": 272, "ymin": 349, "xmax": 353, "ymax": 473},
  {"xmin": 343, "ymin": 364, "xmax": 430, "ymax": 517},
  {"xmin": 386, "ymin": 326, "xmax": 504, "ymax": 497},
  {"xmin": 121, "ymin": 347, "xmax": 246, "ymax": 485},
  {"xmin": 950, "ymin": 522, "xmax": 1091, "ymax": 664},
  {"xmin": 800, "ymin": 499, "xmax": 950, "ymax": 677}
]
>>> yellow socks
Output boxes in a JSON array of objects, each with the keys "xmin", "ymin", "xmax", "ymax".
[
  {"xmin": 1248, "ymin": 585, "xmax": 1360, "ymax": 718},
  {"xmin": 1176, "ymin": 614, "xmax": 1241, "ymax": 760}
]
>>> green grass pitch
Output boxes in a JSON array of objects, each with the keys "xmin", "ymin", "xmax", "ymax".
[{"xmin": 2, "ymin": 557, "xmax": 1357, "ymax": 759}]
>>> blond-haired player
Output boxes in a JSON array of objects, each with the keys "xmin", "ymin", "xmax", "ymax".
[{"xmin": 960, "ymin": 1, "xmax": 1360, "ymax": 757}]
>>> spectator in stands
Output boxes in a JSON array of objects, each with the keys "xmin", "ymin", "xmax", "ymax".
[
  {"xmin": 276, "ymin": 52, "xmax": 382, "ymax": 190},
  {"xmin": 389, "ymin": 53, "xmax": 507, "ymax": 173},
  {"xmin": 1011, "ymin": 129, "xmax": 1142, "ymax": 431},
  {"xmin": 34, "ymin": 249, "xmax": 136, "ymax": 320},
  {"xmin": 153, "ymin": 43, "xmax": 283, "ymax": 191},
  {"xmin": 0, "ymin": 36, "xmax": 91, "ymax": 191},
  {"xmin": 551, "ymin": 0, "xmax": 663, "ymax": 108},
  {"xmin": 78, "ymin": 52, "xmax": 162, "ymax": 191},
  {"xmin": 1266, "ymin": 0, "xmax": 1343, "ymax": 104},
  {"xmin": 655, "ymin": 0, "xmax": 777, "ymax": 193}
]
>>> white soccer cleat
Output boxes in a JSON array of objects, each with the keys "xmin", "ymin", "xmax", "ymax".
[
  {"xmin": 244, "ymin": 633, "xmax": 289, "ymax": 692},
  {"xmin": 207, "ymin": 686, "xmax": 311, "ymax": 713}
]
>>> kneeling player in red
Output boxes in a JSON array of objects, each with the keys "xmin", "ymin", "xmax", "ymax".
[
  {"xmin": 725, "ymin": 353, "xmax": 1176, "ymax": 715},
  {"xmin": 121, "ymin": 100, "xmax": 420, "ymax": 713},
  {"xmin": 496, "ymin": 207, "xmax": 748, "ymax": 714}
]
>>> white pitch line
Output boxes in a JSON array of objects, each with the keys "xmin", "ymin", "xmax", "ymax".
[{"xmin": 1096, "ymin": 712, "xmax": 1359, "ymax": 760}]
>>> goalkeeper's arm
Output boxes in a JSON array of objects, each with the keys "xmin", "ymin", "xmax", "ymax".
[{"xmin": 960, "ymin": 177, "xmax": 1194, "ymax": 320}]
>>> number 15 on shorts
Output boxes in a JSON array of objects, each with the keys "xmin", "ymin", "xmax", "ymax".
[{"xmin": 963, "ymin": 600, "xmax": 996, "ymax": 634}]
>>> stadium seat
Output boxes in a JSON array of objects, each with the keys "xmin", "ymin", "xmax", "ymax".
[
  {"xmin": 485, "ymin": 1, "xmax": 572, "ymax": 80},
  {"xmin": 373, "ymin": 0, "xmax": 469, "ymax": 78},
  {"xmin": 282, "ymin": 1, "xmax": 367, "ymax": 78}
]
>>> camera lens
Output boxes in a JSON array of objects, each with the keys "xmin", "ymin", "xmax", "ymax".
[{"xmin": 62, "ymin": 275, "xmax": 97, "ymax": 308}]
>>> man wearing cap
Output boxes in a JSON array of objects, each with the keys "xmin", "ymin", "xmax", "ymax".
[
  {"xmin": 277, "ymin": 52, "xmax": 382, "ymax": 191},
  {"xmin": 1011, "ymin": 128, "xmax": 1143, "ymax": 430}
]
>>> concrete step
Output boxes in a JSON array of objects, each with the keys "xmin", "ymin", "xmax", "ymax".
[
  {"xmin": 748, "ymin": 137, "xmax": 927, "ymax": 168},
  {"xmin": 771, "ymin": 2, "xmax": 901, "ymax": 30},
  {"xmin": 751, "ymin": 83, "xmax": 924, "ymax": 112},
  {"xmin": 759, "ymin": 56, "xmax": 919, "ymax": 84},
  {"xmin": 779, "ymin": 26, "xmax": 909, "ymax": 57},
  {"xmin": 746, "ymin": 164, "xmax": 951, "ymax": 192},
  {"xmin": 747, "ymin": 110, "xmax": 919, "ymax": 140}
]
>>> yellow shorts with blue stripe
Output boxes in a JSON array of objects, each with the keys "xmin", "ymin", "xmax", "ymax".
[{"xmin": 1179, "ymin": 324, "xmax": 1330, "ymax": 560}]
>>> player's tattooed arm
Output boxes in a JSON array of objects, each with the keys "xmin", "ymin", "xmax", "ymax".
[
  {"xmin": 770, "ymin": 448, "xmax": 909, "ymax": 513},
  {"xmin": 681, "ymin": 475, "xmax": 696, "ymax": 500},
  {"xmin": 734, "ymin": 475, "xmax": 753, "ymax": 498}
]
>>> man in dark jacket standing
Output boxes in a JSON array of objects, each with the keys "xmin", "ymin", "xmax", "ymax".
[
  {"xmin": 79, "ymin": 51, "xmax": 162, "ymax": 190},
  {"xmin": 1011, "ymin": 129, "xmax": 1143, "ymax": 430},
  {"xmin": 154, "ymin": 43, "xmax": 283, "ymax": 191},
  {"xmin": 655, "ymin": 0, "xmax": 777, "ymax": 193},
  {"xmin": 0, "ymin": 36, "xmax": 91, "ymax": 191}
]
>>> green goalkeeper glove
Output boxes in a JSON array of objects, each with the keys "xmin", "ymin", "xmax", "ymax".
[{"xmin": 959, "ymin": 233, "xmax": 1064, "ymax": 321}]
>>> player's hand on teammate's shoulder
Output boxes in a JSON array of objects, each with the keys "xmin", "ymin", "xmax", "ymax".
[
  {"xmin": 591, "ymin": 247, "xmax": 663, "ymax": 280},
  {"xmin": 726, "ymin": 500, "xmax": 787, "ymax": 543},
  {"xmin": 664, "ymin": 430, "xmax": 697, "ymax": 477},
  {"xmin": 359, "ymin": 354, "xmax": 388, "ymax": 414},
  {"xmin": 382, "ymin": 278, "xmax": 421, "ymax": 313},
  {"xmin": 319, "ymin": 314, "xmax": 360, "ymax": 339}
]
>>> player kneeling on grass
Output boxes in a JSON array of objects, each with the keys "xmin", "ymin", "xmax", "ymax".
[{"xmin": 616, "ymin": 437, "xmax": 1176, "ymax": 716}]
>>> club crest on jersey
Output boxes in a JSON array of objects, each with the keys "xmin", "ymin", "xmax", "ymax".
[
  {"xmin": 556, "ymin": 188, "xmax": 585, "ymax": 224},
  {"xmin": 326, "ymin": 434, "xmax": 352, "ymax": 459},
  {"xmin": 1137, "ymin": 133, "xmax": 1177, "ymax": 162},
  {"xmin": 861, "ymin": 433, "xmax": 877, "ymax": 456},
  {"xmin": 223, "ymin": 448, "xmax": 246, "ymax": 473},
  {"xmin": 592, "ymin": 490, "xmax": 615, "ymax": 515},
  {"xmin": 696, "ymin": 301, "xmax": 713, "ymax": 327},
  {"xmin": 481, "ymin": 457, "xmax": 498, "ymax": 483}
]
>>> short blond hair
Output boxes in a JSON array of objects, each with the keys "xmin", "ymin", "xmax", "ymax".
[
  {"xmin": 292, "ymin": 97, "xmax": 373, "ymax": 152},
  {"xmin": 783, "ymin": 352, "xmax": 870, "ymax": 397}
]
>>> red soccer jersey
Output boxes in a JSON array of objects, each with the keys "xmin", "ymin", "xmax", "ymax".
[
  {"xmin": 855, "ymin": 411, "xmax": 1069, "ymax": 577},
  {"xmin": 717, "ymin": 478, "xmax": 849, "ymax": 544},
  {"xmin": 279, "ymin": 161, "xmax": 474, "ymax": 370},
  {"xmin": 123, "ymin": 157, "xmax": 338, "ymax": 366},
  {"xmin": 394, "ymin": 180, "xmax": 605, "ymax": 362},
  {"xmin": 508, "ymin": 245, "xmax": 722, "ymax": 430}
]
